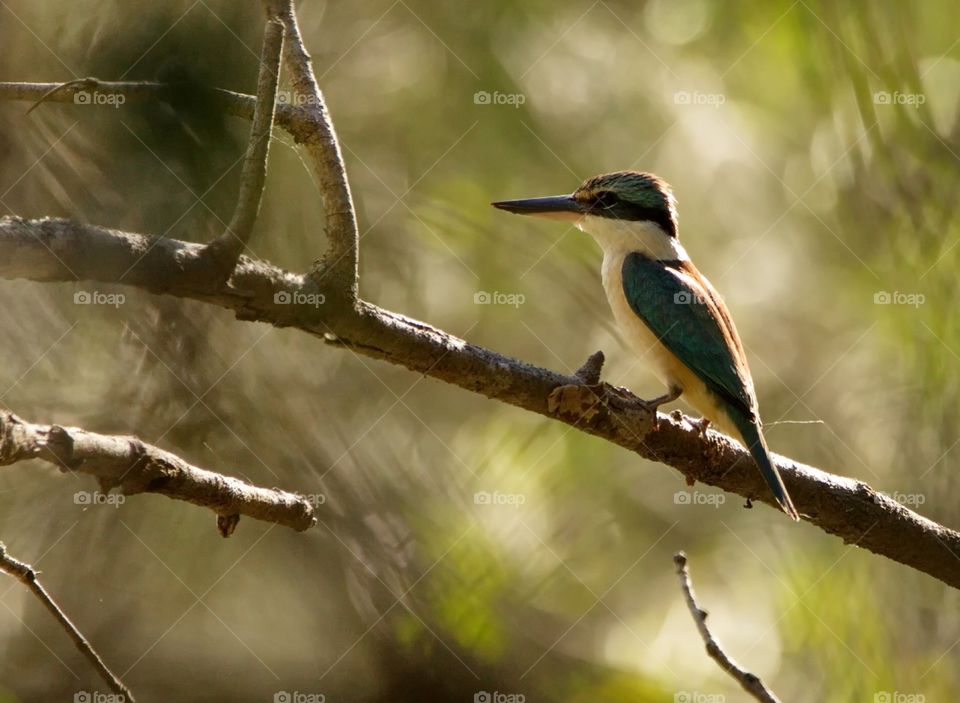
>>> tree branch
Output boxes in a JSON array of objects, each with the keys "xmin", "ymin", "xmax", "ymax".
[
  {"xmin": 673, "ymin": 552, "xmax": 782, "ymax": 703},
  {"xmin": 1, "ymin": 215, "xmax": 959, "ymax": 588},
  {"xmin": 0, "ymin": 542, "xmax": 135, "ymax": 700},
  {"xmin": 0, "ymin": 410, "xmax": 317, "ymax": 534},
  {"xmin": 202, "ymin": 13, "xmax": 284, "ymax": 279},
  {"xmin": 273, "ymin": 0, "xmax": 359, "ymax": 300}
]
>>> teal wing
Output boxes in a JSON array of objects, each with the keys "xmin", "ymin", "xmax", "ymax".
[
  {"xmin": 622, "ymin": 254, "xmax": 800, "ymax": 520},
  {"xmin": 621, "ymin": 253, "xmax": 755, "ymax": 419}
]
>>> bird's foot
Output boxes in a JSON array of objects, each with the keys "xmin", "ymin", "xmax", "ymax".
[{"xmin": 638, "ymin": 386, "xmax": 683, "ymax": 428}]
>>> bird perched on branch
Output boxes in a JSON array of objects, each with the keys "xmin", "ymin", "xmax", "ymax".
[{"xmin": 493, "ymin": 170, "xmax": 799, "ymax": 520}]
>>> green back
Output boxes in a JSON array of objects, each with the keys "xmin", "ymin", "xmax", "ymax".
[{"xmin": 621, "ymin": 252, "xmax": 755, "ymax": 419}]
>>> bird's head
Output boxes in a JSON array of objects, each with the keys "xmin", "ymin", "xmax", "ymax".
[{"xmin": 492, "ymin": 171, "xmax": 678, "ymax": 243}]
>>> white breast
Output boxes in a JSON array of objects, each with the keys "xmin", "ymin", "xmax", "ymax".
[{"xmin": 600, "ymin": 249, "xmax": 677, "ymax": 384}]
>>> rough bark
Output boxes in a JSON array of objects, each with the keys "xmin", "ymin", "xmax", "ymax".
[{"xmin": 0, "ymin": 410, "xmax": 317, "ymax": 533}]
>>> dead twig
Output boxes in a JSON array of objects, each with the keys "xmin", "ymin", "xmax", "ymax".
[
  {"xmin": 202, "ymin": 13, "xmax": 284, "ymax": 281},
  {"xmin": 0, "ymin": 542, "xmax": 135, "ymax": 700},
  {"xmin": 0, "ymin": 410, "xmax": 317, "ymax": 534},
  {"xmin": 673, "ymin": 552, "xmax": 782, "ymax": 703}
]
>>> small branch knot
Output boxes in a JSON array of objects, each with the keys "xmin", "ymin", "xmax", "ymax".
[
  {"xmin": 46, "ymin": 425, "xmax": 78, "ymax": 471},
  {"xmin": 574, "ymin": 350, "xmax": 605, "ymax": 384}
]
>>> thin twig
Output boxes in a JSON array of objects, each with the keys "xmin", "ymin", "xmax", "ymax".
[
  {"xmin": 0, "ymin": 542, "xmax": 135, "ymax": 700},
  {"xmin": 24, "ymin": 76, "xmax": 99, "ymax": 115},
  {"xmin": 0, "ymin": 80, "xmax": 302, "ymax": 131},
  {"xmin": 0, "ymin": 410, "xmax": 317, "ymax": 534},
  {"xmin": 673, "ymin": 552, "xmax": 783, "ymax": 703},
  {"xmin": 203, "ymin": 14, "xmax": 284, "ymax": 279}
]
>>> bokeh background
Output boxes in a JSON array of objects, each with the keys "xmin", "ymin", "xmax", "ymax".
[{"xmin": 1, "ymin": 1, "xmax": 959, "ymax": 701}]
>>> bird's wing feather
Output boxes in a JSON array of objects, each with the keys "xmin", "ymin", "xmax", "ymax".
[{"xmin": 621, "ymin": 253, "xmax": 756, "ymax": 418}]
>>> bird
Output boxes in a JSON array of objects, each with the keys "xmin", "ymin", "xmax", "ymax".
[{"xmin": 492, "ymin": 170, "xmax": 799, "ymax": 520}]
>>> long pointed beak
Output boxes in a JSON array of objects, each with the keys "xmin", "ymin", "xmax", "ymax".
[{"xmin": 491, "ymin": 194, "xmax": 585, "ymax": 221}]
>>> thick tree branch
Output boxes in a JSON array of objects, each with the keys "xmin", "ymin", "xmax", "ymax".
[
  {"xmin": 673, "ymin": 552, "xmax": 781, "ymax": 703},
  {"xmin": 203, "ymin": 14, "xmax": 284, "ymax": 278},
  {"xmin": 1, "ymin": 216, "xmax": 959, "ymax": 588},
  {"xmin": 0, "ymin": 410, "xmax": 317, "ymax": 534},
  {"xmin": 0, "ymin": 542, "xmax": 135, "ymax": 700}
]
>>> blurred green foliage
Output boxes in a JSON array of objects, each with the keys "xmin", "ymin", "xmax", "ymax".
[{"xmin": 1, "ymin": 0, "xmax": 959, "ymax": 701}]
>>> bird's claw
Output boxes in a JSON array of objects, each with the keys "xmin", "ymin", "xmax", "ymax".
[
  {"xmin": 639, "ymin": 398, "xmax": 664, "ymax": 414},
  {"xmin": 635, "ymin": 386, "xmax": 683, "ymax": 428}
]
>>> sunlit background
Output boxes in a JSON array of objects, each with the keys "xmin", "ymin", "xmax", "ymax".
[{"xmin": 1, "ymin": 1, "xmax": 959, "ymax": 701}]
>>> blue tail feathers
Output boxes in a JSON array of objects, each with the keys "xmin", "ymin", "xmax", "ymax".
[{"xmin": 729, "ymin": 412, "xmax": 799, "ymax": 521}]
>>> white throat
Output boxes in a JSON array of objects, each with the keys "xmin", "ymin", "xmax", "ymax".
[{"xmin": 576, "ymin": 215, "xmax": 688, "ymax": 262}]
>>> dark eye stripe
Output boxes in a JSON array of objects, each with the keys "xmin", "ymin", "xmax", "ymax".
[
  {"xmin": 592, "ymin": 191, "xmax": 619, "ymax": 210},
  {"xmin": 587, "ymin": 193, "xmax": 677, "ymax": 238}
]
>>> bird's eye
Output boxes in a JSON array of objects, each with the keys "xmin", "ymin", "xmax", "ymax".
[{"xmin": 592, "ymin": 191, "xmax": 619, "ymax": 210}]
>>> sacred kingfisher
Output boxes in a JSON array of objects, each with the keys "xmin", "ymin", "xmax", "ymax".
[{"xmin": 492, "ymin": 171, "xmax": 799, "ymax": 520}]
